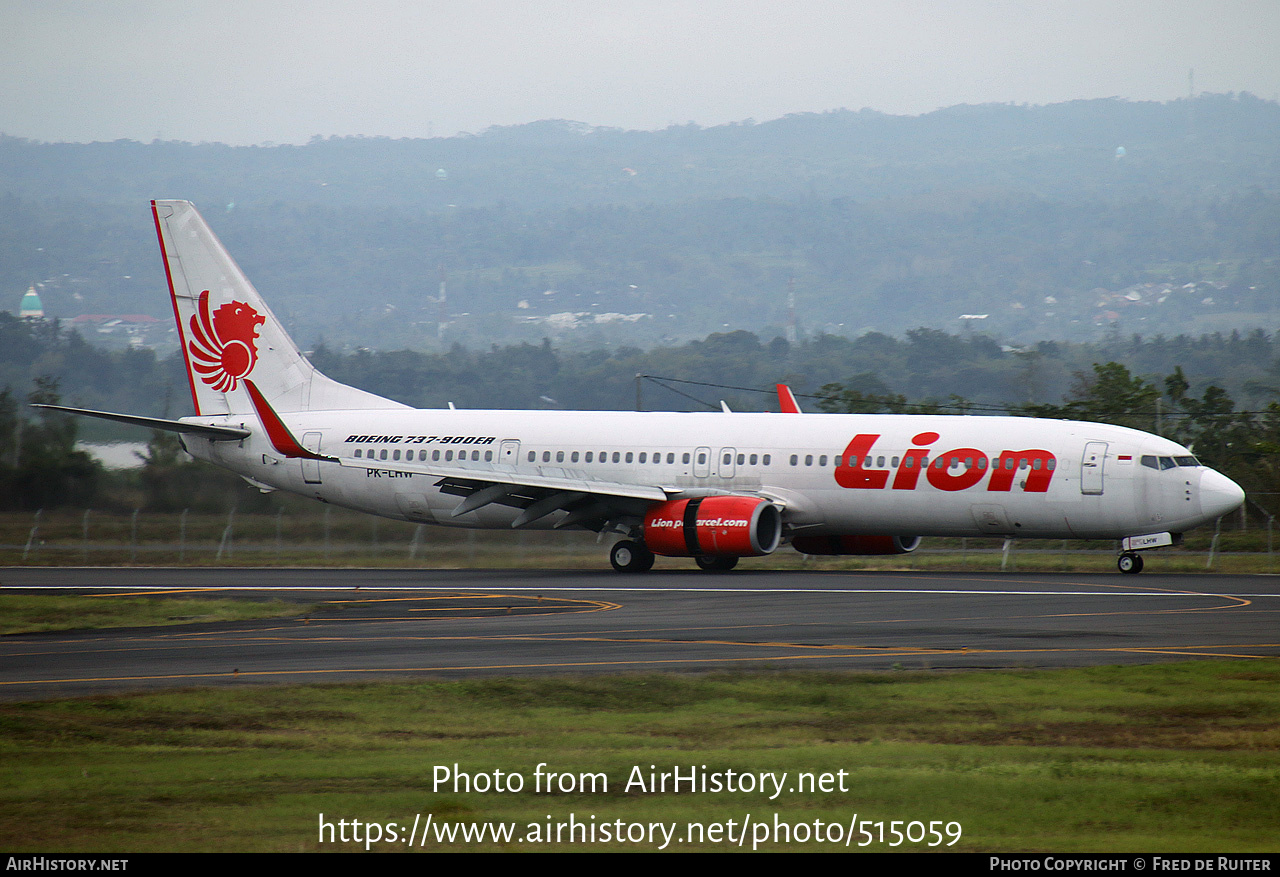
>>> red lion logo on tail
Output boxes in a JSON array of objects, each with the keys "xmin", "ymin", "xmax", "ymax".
[{"xmin": 187, "ymin": 290, "xmax": 266, "ymax": 392}]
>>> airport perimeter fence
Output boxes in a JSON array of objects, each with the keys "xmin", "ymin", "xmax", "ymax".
[{"xmin": 0, "ymin": 503, "xmax": 1272, "ymax": 572}]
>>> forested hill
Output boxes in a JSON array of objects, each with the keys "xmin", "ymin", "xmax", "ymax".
[
  {"xmin": 5, "ymin": 95, "xmax": 1279, "ymax": 209},
  {"xmin": 2, "ymin": 94, "xmax": 1278, "ymax": 349}
]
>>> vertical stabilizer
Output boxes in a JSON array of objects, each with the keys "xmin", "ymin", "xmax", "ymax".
[{"xmin": 152, "ymin": 200, "xmax": 403, "ymax": 415}]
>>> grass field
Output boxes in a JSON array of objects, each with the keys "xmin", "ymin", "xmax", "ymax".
[{"xmin": 1, "ymin": 664, "xmax": 1278, "ymax": 852}]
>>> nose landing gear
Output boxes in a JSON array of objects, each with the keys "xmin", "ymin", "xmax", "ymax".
[{"xmin": 1117, "ymin": 552, "xmax": 1144, "ymax": 574}]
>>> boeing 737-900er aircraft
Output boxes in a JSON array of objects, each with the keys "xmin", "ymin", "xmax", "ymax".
[{"xmin": 38, "ymin": 201, "xmax": 1245, "ymax": 574}]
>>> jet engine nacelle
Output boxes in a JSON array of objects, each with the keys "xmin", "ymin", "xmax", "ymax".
[
  {"xmin": 643, "ymin": 496, "xmax": 782, "ymax": 557},
  {"xmin": 791, "ymin": 534, "xmax": 922, "ymax": 555}
]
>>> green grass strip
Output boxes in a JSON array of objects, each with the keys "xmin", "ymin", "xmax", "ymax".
[{"xmin": 1, "ymin": 663, "xmax": 1278, "ymax": 852}]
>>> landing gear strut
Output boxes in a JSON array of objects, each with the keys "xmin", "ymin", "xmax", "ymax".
[
  {"xmin": 1117, "ymin": 552, "xmax": 1144, "ymax": 574},
  {"xmin": 610, "ymin": 540, "xmax": 655, "ymax": 573}
]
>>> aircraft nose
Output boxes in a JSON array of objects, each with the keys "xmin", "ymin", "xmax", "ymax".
[{"xmin": 1200, "ymin": 468, "xmax": 1245, "ymax": 520}]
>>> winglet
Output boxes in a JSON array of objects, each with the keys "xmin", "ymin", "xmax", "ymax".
[
  {"xmin": 777, "ymin": 384, "xmax": 802, "ymax": 414},
  {"xmin": 243, "ymin": 379, "xmax": 334, "ymax": 460}
]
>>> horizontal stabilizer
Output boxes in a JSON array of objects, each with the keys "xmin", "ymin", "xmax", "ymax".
[{"xmin": 30, "ymin": 404, "xmax": 250, "ymax": 440}]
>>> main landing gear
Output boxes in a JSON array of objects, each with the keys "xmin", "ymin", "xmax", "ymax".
[
  {"xmin": 608, "ymin": 541, "xmax": 741, "ymax": 573},
  {"xmin": 1117, "ymin": 552, "xmax": 1144, "ymax": 574},
  {"xmin": 610, "ymin": 540, "xmax": 655, "ymax": 573}
]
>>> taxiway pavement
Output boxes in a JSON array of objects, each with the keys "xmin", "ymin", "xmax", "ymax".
[{"xmin": 2, "ymin": 567, "xmax": 1278, "ymax": 700}]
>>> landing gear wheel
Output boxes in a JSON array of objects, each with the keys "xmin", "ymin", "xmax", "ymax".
[
  {"xmin": 695, "ymin": 555, "xmax": 739, "ymax": 572},
  {"xmin": 1117, "ymin": 552, "xmax": 1144, "ymax": 574},
  {"xmin": 610, "ymin": 540, "xmax": 654, "ymax": 573}
]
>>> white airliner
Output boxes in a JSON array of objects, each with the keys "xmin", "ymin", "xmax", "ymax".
[{"xmin": 40, "ymin": 201, "xmax": 1245, "ymax": 574}]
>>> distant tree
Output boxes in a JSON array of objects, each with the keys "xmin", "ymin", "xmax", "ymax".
[
  {"xmin": 3, "ymin": 378, "xmax": 101, "ymax": 509},
  {"xmin": 1017, "ymin": 362, "xmax": 1160, "ymax": 432}
]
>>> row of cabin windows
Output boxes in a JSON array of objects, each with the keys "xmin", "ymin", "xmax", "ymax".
[
  {"xmin": 787, "ymin": 453, "xmax": 1056, "ymax": 472},
  {"xmin": 352, "ymin": 447, "xmax": 776, "ymax": 466},
  {"xmin": 525, "ymin": 450, "xmax": 775, "ymax": 466},
  {"xmin": 350, "ymin": 446, "xmax": 1055, "ymax": 473},
  {"xmin": 354, "ymin": 447, "xmax": 493, "ymax": 463}
]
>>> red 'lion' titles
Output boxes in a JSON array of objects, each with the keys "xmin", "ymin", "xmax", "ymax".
[{"xmin": 836, "ymin": 433, "xmax": 1056, "ymax": 493}]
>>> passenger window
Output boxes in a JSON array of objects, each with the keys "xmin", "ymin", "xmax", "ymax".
[
  {"xmin": 790, "ymin": 455, "xmax": 798, "ymax": 466},
  {"xmin": 556, "ymin": 451, "xmax": 564, "ymax": 462},
  {"xmin": 445, "ymin": 450, "xmax": 453, "ymax": 462},
  {"xmin": 485, "ymin": 451, "xmax": 493, "ymax": 462},
  {"xmin": 819, "ymin": 455, "xmax": 828, "ymax": 466},
  {"xmin": 763, "ymin": 454, "xmax": 771, "ymax": 465},
  {"xmin": 877, "ymin": 456, "xmax": 885, "ymax": 468},
  {"xmin": 639, "ymin": 453, "xmax": 647, "ymax": 463},
  {"xmin": 571, "ymin": 451, "xmax": 579, "ymax": 462},
  {"xmin": 625, "ymin": 452, "xmax": 633, "ymax": 463},
  {"xmin": 380, "ymin": 449, "xmax": 388, "ymax": 460},
  {"xmin": 805, "ymin": 455, "xmax": 813, "ymax": 466},
  {"xmin": 613, "ymin": 452, "xmax": 621, "ymax": 463},
  {"xmin": 697, "ymin": 453, "xmax": 706, "ymax": 464},
  {"xmin": 433, "ymin": 450, "xmax": 440, "ymax": 461},
  {"xmin": 668, "ymin": 453, "xmax": 676, "ymax": 464},
  {"xmin": 543, "ymin": 451, "xmax": 551, "ymax": 462},
  {"xmin": 723, "ymin": 454, "xmax": 731, "ymax": 465},
  {"xmin": 354, "ymin": 449, "xmax": 362, "ymax": 458},
  {"xmin": 527, "ymin": 451, "xmax": 535, "ymax": 462},
  {"xmin": 737, "ymin": 453, "xmax": 745, "ymax": 465},
  {"xmin": 585, "ymin": 452, "xmax": 593, "ymax": 463},
  {"xmin": 683, "ymin": 453, "xmax": 691, "ymax": 464},
  {"xmin": 892, "ymin": 456, "xmax": 900, "ymax": 468},
  {"xmin": 749, "ymin": 454, "xmax": 757, "ymax": 465}
]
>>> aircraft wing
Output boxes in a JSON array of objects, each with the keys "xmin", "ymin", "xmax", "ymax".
[{"xmin": 333, "ymin": 453, "xmax": 672, "ymax": 528}]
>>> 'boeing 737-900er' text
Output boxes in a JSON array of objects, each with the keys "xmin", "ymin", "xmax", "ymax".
[{"xmin": 38, "ymin": 201, "xmax": 1245, "ymax": 574}]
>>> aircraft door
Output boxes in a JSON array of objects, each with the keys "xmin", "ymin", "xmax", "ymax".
[
  {"xmin": 718, "ymin": 447, "xmax": 737, "ymax": 478},
  {"xmin": 694, "ymin": 446, "xmax": 711, "ymax": 478},
  {"xmin": 500, "ymin": 440, "xmax": 521, "ymax": 466},
  {"xmin": 1081, "ymin": 441, "xmax": 1107, "ymax": 496},
  {"xmin": 302, "ymin": 432, "xmax": 323, "ymax": 484}
]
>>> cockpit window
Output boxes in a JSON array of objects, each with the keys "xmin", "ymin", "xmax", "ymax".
[{"xmin": 1144, "ymin": 454, "xmax": 1201, "ymax": 470}]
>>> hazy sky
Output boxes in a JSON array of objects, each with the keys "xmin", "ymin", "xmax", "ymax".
[{"xmin": 4, "ymin": 1, "xmax": 1279, "ymax": 145}]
